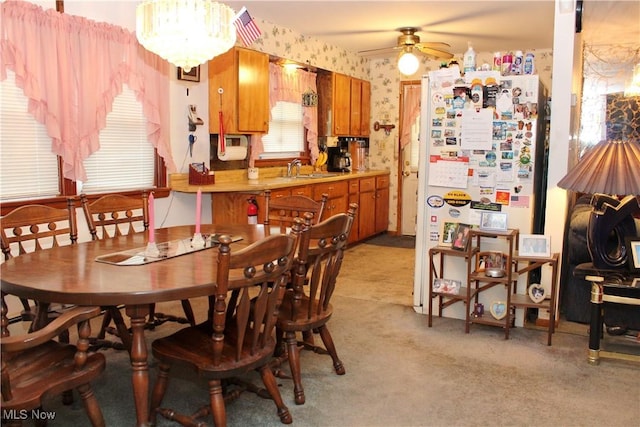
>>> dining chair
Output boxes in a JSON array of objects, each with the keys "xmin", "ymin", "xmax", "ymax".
[
  {"xmin": 264, "ymin": 189, "xmax": 329, "ymax": 233},
  {"xmin": 274, "ymin": 203, "xmax": 358, "ymax": 405},
  {"xmin": 0, "ymin": 201, "xmax": 78, "ymax": 331},
  {"xmin": 1, "ymin": 292, "xmax": 106, "ymax": 427},
  {"xmin": 80, "ymin": 192, "xmax": 196, "ymax": 350},
  {"xmin": 149, "ymin": 223, "xmax": 303, "ymax": 427}
]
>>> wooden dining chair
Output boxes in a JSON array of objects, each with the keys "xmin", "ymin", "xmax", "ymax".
[
  {"xmin": 0, "ymin": 201, "xmax": 78, "ymax": 331},
  {"xmin": 1, "ymin": 292, "xmax": 106, "ymax": 427},
  {"xmin": 149, "ymin": 224, "xmax": 303, "ymax": 427},
  {"xmin": 80, "ymin": 192, "xmax": 196, "ymax": 349},
  {"xmin": 274, "ymin": 203, "xmax": 358, "ymax": 405},
  {"xmin": 264, "ymin": 189, "xmax": 328, "ymax": 233}
]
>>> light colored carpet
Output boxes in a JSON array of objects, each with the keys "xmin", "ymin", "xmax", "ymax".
[{"xmin": 23, "ymin": 241, "xmax": 640, "ymax": 426}]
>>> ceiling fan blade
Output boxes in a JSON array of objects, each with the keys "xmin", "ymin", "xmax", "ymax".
[
  {"xmin": 358, "ymin": 45, "xmax": 400, "ymax": 55},
  {"xmin": 416, "ymin": 41, "xmax": 451, "ymax": 49},
  {"xmin": 415, "ymin": 45, "xmax": 453, "ymax": 60}
]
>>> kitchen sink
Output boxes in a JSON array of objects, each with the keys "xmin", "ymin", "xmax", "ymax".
[{"xmin": 271, "ymin": 173, "xmax": 340, "ymax": 182}]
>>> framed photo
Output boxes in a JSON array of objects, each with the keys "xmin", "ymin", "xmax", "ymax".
[
  {"xmin": 451, "ymin": 223, "xmax": 471, "ymax": 251},
  {"xmin": 519, "ymin": 234, "xmax": 551, "ymax": 258},
  {"xmin": 625, "ymin": 237, "xmax": 640, "ymax": 272},
  {"xmin": 177, "ymin": 65, "xmax": 200, "ymax": 82},
  {"xmin": 439, "ymin": 221, "xmax": 458, "ymax": 247},
  {"xmin": 480, "ymin": 211, "xmax": 508, "ymax": 231},
  {"xmin": 433, "ymin": 278, "xmax": 461, "ymax": 295},
  {"xmin": 489, "ymin": 301, "xmax": 508, "ymax": 320}
]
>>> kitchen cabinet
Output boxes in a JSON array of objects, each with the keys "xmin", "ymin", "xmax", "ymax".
[
  {"xmin": 347, "ymin": 179, "xmax": 360, "ymax": 243},
  {"xmin": 313, "ymin": 181, "xmax": 348, "ymax": 220},
  {"xmin": 357, "ymin": 177, "xmax": 376, "ymax": 239},
  {"xmin": 318, "ymin": 72, "xmax": 371, "ymax": 137},
  {"xmin": 374, "ymin": 175, "xmax": 389, "ymax": 234},
  {"xmin": 208, "ymin": 47, "xmax": 269, "ymax": 134}
]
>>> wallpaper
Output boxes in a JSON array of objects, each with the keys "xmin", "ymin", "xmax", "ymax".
[{"xmin": 248, "ymin": 17, "xmax": 553, "ymax": 232}]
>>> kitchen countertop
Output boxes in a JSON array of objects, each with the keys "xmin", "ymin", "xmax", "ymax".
[{"xmin": 170, "ymin": 169, "xmax": 389, "ymax": 193}]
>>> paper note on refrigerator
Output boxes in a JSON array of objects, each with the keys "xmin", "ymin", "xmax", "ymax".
[{"xmin": 428, "ymin": 155, "xmax": 469, "ymax": 188}]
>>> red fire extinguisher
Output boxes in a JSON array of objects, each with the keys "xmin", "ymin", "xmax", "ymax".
[{"xmin": 247, "ymin": 197, "xmax": 258, "ymax": 224}]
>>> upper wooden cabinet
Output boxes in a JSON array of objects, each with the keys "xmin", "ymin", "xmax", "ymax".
[
  {"xmin": 318, "ymin": 72, "xmax": 371, "ymax": 137},
  {"xmin": 208, "ymin": 47, "xmax": 269, "ymax": 134}
]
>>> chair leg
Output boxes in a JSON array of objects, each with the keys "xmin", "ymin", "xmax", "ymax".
[
  {"xmin": 284, "ymin": 331, "xmax": 305, "ymax": 405},
  {"xmin": 208, "ymin": 379, "xmax": 226, "ymax": 427},
  {"xmin": 97, "ymin": 308, "xmax": 113, "ymax": 339},
  {"xmin": 318, "ymin": 325, "xmax": 345, "ymax": 375},
  {"xmin": 77, "ymin": 383, "xmax": 106, "ymax": 427},
  {"xmin": 259, "ymin": 365, "xmax": 292, "ymax": 424},
  {"xmin": 109, "ymin": 307, "xmax": 132, "ymax": 351},
  {"xmin": 149, "ymin": 362, "xmax": 171, "ymax": 426},
  {"xmin": 181, "ymin": 299, "xmax": 196, "ymax": 326}
]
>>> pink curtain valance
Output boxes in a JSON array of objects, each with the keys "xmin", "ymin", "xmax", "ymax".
[
  {"xmin": 400, "ymin": 84, "xmax": 421, "ymax": 149},
  {"xmin": 251, "ymin": 62, "xmax": 318, "ymax": 166},
  {"xmin": 0, "ymin": 0, "xmax": 175, "ymax": 181}
]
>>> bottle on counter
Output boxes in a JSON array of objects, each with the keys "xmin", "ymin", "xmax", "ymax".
[
  {"xmin": 501, "ymin": 52, "xmax": 513, "ymax": 76},
  {"xmin": 493, "ymin": 52, "xmax": 502, "ymax": 72},
  {"xmin": 463, "ymin": 42, "xmax": 476, "ymax": 74},
  {"xmin": 524, "ymin": 52, "xmax": 535, "ymax": 74},
  {"xmin": 512, "ymin": 50, "xmax": 524, "ymax": 75}
]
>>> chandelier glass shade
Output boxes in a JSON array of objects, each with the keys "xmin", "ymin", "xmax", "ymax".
[
  {"xmin": 136, "ymin": 0, "xmax": 237, "ymax": 72},
  {"xmin": 398, "ymin": 49, "xmax": 420, "ymax": 76}
]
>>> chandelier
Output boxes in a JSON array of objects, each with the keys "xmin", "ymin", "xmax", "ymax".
[{"xmin": 136, "ymin": 0, "xmax": 237, "ymax": 72}]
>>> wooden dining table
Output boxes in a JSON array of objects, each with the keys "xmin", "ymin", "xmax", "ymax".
[{"xmin": 0, "ymin": 224, "xmax": 271, "ymax": 427}]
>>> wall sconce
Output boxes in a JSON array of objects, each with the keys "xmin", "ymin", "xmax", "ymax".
[{"xmin": 373, "ymin": 121, "xmax": 396, "ymax": 136}]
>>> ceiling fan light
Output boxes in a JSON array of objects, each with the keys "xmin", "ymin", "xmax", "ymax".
[{"xmin": 398, "ymin": 51, "xmax": 420, "ymax": 76}]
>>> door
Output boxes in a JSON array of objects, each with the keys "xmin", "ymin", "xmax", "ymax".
[{"xmin": 399, "ymin": 82, "xmax": 421, "ymax": 236}]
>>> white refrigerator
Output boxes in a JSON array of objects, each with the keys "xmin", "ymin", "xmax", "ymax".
[{"xmin": 413, "ymin": 68, "xmax": 549, "ymax": 325}]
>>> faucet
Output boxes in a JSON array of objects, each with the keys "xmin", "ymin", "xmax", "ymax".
[{"xmin": 287, "ymin": 159, "xmax": 302, "ymax": 177}]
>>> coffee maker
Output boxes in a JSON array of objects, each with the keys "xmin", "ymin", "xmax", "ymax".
[{"xmin": 327, "ymin": 146, "xmax": 351, "ymax": 172}]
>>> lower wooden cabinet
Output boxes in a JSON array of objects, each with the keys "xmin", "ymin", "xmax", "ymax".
[{"xmin": 210, "ymin": 174, "xmax": 389, "ymax": 243}]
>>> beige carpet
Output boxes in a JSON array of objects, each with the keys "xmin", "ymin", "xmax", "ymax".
[{"xmin": 17, "ymin": 240, "xmax": 640, "ymax": 426}]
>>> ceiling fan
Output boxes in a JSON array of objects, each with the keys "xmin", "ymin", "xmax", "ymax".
[{"xmin": 358, "ymin": 27, "xmax": 453, "ymax": 60}]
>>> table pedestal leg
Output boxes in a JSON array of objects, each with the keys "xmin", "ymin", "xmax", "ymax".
[
  {"xmin": 126, "ymin": 305, "xmax": 151, "ymax": 427},
  {"xmin": 588, "ymin": 282, "xmax": 603, "ymax": 365}
]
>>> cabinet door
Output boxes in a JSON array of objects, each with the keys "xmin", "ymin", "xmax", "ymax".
[
  {"xmin": 237, "ymin": 48, "xmax": 269, "ymax": 133},
  {"xmin": 358, "ymin": 188, "xmax": 376, "ymax": 239},
  {"xmin": 208, "ymin": 47, "xmax": 269, "ymax": 134},
  {"xmin": 375, "ymin": 175, "xmax": 390, "ymax": 234},
  {"xmin": 350, "ymin": 79, "xmax": 362, "ymax": 135},
  {"xmin": 212, "ymin": 193, "xmax": 253, "ymax": 225},
  {"xmin": 333, "ymin": 73, "xmax": 351, "ymax": 136},
  {"xmin": 360, "ymin": 80, "xmax": 371, "ymax": 136}
]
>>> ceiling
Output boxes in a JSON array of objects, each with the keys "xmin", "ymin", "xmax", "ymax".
[{"xmin": 223, "ymin": 0, "xmax": 639, "ymax": 57}]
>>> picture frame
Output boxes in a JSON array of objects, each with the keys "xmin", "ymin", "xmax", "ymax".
[
  {"xmin": 432, "ymin": 278, "xmax": 462, "ymax": 295},
  {"xmin": 489, "ymin": 301, "xmax": 508, "ymax": 320},
  {"xmin": 439, "ymin": 221, "xmax": 458, "ymax": 247},
  {"xmin": 625, "ymin": 237, "xmax": 640, "ymax": 273},
  {"xmin": 527, "ymin": 283, "xmax": 546, "ymax": 303},
  {"xmin": 479, "ymin": 211, "xmax": 508, "ymax": 231},
  {"xmin": 519, "ymin": 234, "xmax": 551, "ymax": 258},
  {"xmin": 177, "ymin": 65, "xmax": 200, "ymax": 82},
  {"xmin": 451, "ymin": 223, "xmax": 471, "ymax": 251}
]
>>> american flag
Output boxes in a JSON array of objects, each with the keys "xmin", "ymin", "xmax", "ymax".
[{"xmin": 233, "ymin": 7, "xmax": 261, "ymax": 46}]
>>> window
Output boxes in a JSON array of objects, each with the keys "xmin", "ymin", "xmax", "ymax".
[
  {"xmin": 1, "ymin": 72, "xmax": 158, "ymax": 202},
  {"xmin": 78, "ymin": 87, "xmax": 155, "ymax": 194},
  {"xmin": 259, "ymin": 101, "xmax": 305, "ymax": 159},
  {"xmin": 1, "ymin": 71, "xmax": 59, "ymax": 201}
]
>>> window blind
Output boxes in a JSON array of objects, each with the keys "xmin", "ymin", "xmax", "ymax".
[
  {"xmin": 260, "ymin": 101, "xmax": 304, "ymax": 159},
  {"xmin": 1, "ymin": 71, "xmax": 60, "ymax": 201},
  {"xmin": 78, "ymin": 87, "xmax": 155, "ymax": 194}
]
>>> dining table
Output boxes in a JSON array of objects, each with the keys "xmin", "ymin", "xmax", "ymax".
[{"xmin": 0, "ymin": 223, "xmax": 272, "ymax": 427}]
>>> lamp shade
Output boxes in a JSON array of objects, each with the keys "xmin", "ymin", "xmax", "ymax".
[
  {"xmin": 136, "ymin": 0, "xmax": 237, "ymax": 72},
  {"xmin": 398, "ymin": 51, "xmax": 420, "ymax": 76},
  {"xmin": 558, "ymin": 139, "xmax": 640, "ymax": 196}
]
